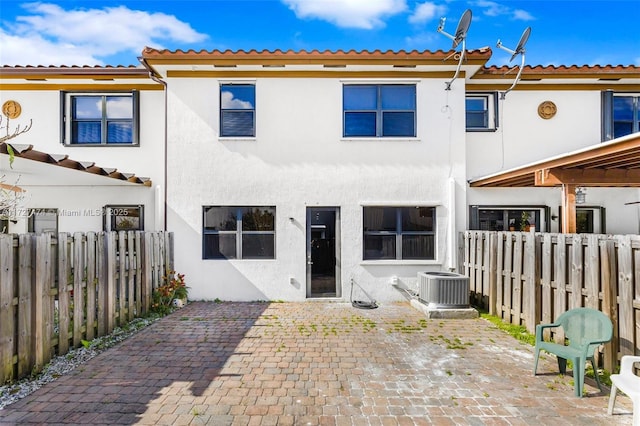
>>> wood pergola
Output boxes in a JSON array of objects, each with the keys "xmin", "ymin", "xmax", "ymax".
[{"xmin": 469, "ymin": 132, "xmax": 640, "ymax": 233}]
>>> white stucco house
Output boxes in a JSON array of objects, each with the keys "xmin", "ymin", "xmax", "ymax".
[{"xmin": 1, "ymin": 48, "xmax": 639, "ymax": 302}]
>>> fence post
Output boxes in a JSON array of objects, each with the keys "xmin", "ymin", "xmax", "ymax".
[
  {"xmin": 105, "ymin": 232, "xmax": 117, "ymax": 334},
  {"xmin": 617, "ymin": 235, "xmax": 634, "ymax": 357},
  {"xmin": 118, "ymin": 231, "xmax": 127, "ymax": 326},
  {"xmin": 569, "ymin": 234, "xmax": 583, "ymax": 309},
  {"xmin": 523, "ymin": 232, "xmax": 540, "ymax": 333},
  {"xmin": 85, "ymin": 232, "xmax": 96, "ymax": 340},
  {"xmin": 96, "ymin": 232, "xmax": 106, "ymax": 337},
  {"xmin": 17, "ymin": 234, "xmax": 34, "ymax": 378},
  {"xmin": 488, "ymin": 232, "xmax": 498, "ymax": 316},
  {"xmin": 0, "ymin": 234, "xmax": 15, "ymax": 384},
  {"xmin": 73, "ymin": 232, "xmax": 85, "ymax": 348},
  {"xmin": 141, "ymin": 232, "xmax": 153, "ymax": 314},
  {"xmin": 57, "ymin": 233, "xmax": 70, "ymax": 354},
  {"xmin": 600, "ymin": 239, "xmax": 618, "ymax": 373}
]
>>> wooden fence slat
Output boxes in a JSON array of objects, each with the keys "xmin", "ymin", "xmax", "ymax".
[
  {"xmin": 584, "ymin": 235, "xmax": 600, "ymax": 309},
  {"xmin": 105, "ymin": 232, "xmax": 117, "ymax": 334},
  {"xmin": 569, "ymin": 235, "xmax": 583, "ymax": 309},
  {"xmin": 632, "ymin": 235, "xmax": 640, "ymax": 356},
  {"xmin": 488, "ymin": 232, "xmax": 498, "ymax": 316},
  {"xmin": 141, "ymin": 232, "xmax": 152, "ymax": 314},
  {"xmin": 118, "ymin": 231, "xmax": 127, "ymax": 326},
  {"xmin": 96, "ymin": 232, "xmax": 106, "ymax": 337},
  {"xmin": 503, "ymin": 233, "xmax": 513, "ymax": 322},
  {"xmin": 86, "ymin": 232, "xmax": 96, "ymax": 341},
  {"xmin": 33, "ymin": 233, "xmax": 49, "ymax": 372},
  {"xmin": 73, "ymin": 232, "xmax": 84, "ymax": 348},
  {"xmin": 600, "ymin": 240, "xmax": 618, "ymax": 373},
  {"xmin": 617, "ymin": 235, "xmax": 635, "ymax": 356},
  {"xmin": 495, "ymin": 233, "xmax": 504, "ymax": 318},
  {"xmin": 512, "ymin": 233, "xmax": 524, "ymax": 326},
  {"xmin": 135, "ymin": 232, "xmax": 142, "ymax": 316},
  {"xmin": 17, "ymin": 234, "xmax": 34, "ymax": 378},
  {"xmin": 127, "ymin": 231, "xmax": 135, "ymax": 321},
  {"xmin": 523, "ymin": 233, "xmax": 539, "ymax": 333},
  {"xmin": 541, "ymin": 233, "xmax": 553, "ymax": 340},
  {"xmin": 0, "ymin": 234, "xmax": 15, "ymax": 383},
  {"xmin": 57, "ymin": 233, "xmax": 70, "ymax": 354}
]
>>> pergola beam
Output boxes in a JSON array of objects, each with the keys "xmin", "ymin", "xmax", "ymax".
[{"xmin": 535, "ymin": 167, "xmax": 640, "ymax": 187}]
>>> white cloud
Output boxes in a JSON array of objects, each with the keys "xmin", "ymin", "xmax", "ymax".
[
  {"xmin": 0, "ymin": 3, "xmax": 207, "ymax": 66},
  {"xmin": 513, "ymin": 9, "xmax": 534, "ymax": 21},
  {"xmin": 282, "ymin": 0, "xmax": 408, "ymax": 29},
  {"xmin": 221, "ymin": 91, "xmax": 253, "ymax": 109},
  {"xmin": 408, "ymin": 2, "xmax": 447, "ymax": 25},
  {"xmin": 473, "ymin": 1, "xmax": 535, "ymax": 21}
]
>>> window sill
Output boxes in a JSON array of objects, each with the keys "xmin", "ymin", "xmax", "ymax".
[
  {"xmin": 360, "ymin": 259, "xmax": 440, "ymax": 266},
  {"xmin": 219, "ymin": 137, "xmax": 257, "ymax": 142},
  {"xmin": 64, "ymin": 143, "xmax": 139, "ymax": 147},
  {"xmin": 341, "ymin": 137, "xmax": 420, "ymax": 143},
  {"xmin": 465, "ymin": 128, "xmax": 498, "ymax": 133}
]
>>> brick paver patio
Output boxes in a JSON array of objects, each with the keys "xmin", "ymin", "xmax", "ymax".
[{"xmin": 0, "ymin": 301, "xmax": 633, "ymax": 425}]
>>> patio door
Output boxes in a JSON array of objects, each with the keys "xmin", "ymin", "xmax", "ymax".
[{"xmin": 306, "ymin": 207, "xmax": 341, "ymax": 298}]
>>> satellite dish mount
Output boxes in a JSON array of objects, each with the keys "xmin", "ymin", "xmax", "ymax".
[
  {"xmin": 437, "ymin": 9, "xmax": 472, "ymax": 91},
  {"xmin": 496, "ymin": 27, "xmax": 531, "ymax": 99}
]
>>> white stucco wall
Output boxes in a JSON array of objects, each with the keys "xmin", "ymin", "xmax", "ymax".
[
  {"xmin": 0, "ymin": 89, "xmax": 165, "ymax": 232},
  {"xmin": 166, "ymin": 76, "xmax": 468, "ymax": 302}
]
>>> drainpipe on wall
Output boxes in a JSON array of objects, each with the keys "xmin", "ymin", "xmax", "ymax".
[
  {"xmin": 447, "ymin": 177, "xmax": 457, "ymax": 271},
  {"xmin": 138, "ymin": 56, "xmax": 168, "ymax": 231}
]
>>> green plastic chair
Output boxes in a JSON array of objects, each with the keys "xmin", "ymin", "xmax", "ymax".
[{"xmin": 533, "ymin": 307, "xmax": 613, "ymax": 397}]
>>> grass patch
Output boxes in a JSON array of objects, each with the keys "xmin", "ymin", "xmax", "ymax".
[{"xmin": 480, "ymin": 312, "xmax": 535, "ymax": 346}]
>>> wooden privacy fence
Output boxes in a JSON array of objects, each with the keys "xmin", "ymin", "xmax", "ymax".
[
  {"xmin": 460, "ymin": 231, "xmax": 640, "ymax": 373},
  {"xmin": 0, "ymin": 231, "xmax": 174, "ymax": 384}
]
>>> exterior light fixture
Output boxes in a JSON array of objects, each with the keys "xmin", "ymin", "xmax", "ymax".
[{"xmin": 575, "ymin": 187, "xmax": 586, "ymax": 204}]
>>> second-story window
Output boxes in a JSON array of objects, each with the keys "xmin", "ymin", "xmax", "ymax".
[
  {"xmin": 63, "ymin": 92, "xmax": 139, "ymax": 145},
  {"xmin": 220, "ymin": 84, "xmax": 255, "ymax": 137},
  {"xmin": 343, "ymin": 84, "xmax": 416, "ymax": 137},
  {"xmin": 614, "ymin": 95, "xmax": 640, "ymax": 138},
  {"xmin": 466, "ymin": 93, "xmax": 498, "ymax": 131}
]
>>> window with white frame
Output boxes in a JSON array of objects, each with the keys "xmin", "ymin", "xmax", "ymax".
[
  {"xmin": 363, "ymin": 206, "xmax": 435, "ymax": 260},
  {"xmin": 466, "ymin": 92, "xmax": 497, "ymax": 131},
  {"xmin": 203, "ymin": 206, "xmax": 275, "ymax": 259},
  {"xmin": 103, "ymin": 205, "xmax": 144, "ymax": 231},
  {"xmin": 602, "ymin": 92, "xmax": 640, "ymax": 140},
  {"xmin": 28, "ymin": 208, "xmax": 58, "ymax": 234},
  {"xmin": 62, "ymin": 92, "xmax": 139, "ymax": 145},
  {"xmin": 220, "ymin": 84, "xmax": 255, "ymax": 137},
  {"xmin": 343, "ymin": 85, "xmax": 416, "ymax": 137}
]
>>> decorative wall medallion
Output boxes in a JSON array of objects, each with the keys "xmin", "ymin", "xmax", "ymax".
[
  {"xmin": 2, "ymin": 100, "xmax": 22, "ymax": 119},
  {"xmin": 537, "ymin": 101, "xmax": 557, "ymax": 119}
]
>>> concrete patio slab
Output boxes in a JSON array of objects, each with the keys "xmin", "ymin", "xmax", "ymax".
[{"xmin": 0, "ymin": 301, "xmax": 633, "ymax": 425}]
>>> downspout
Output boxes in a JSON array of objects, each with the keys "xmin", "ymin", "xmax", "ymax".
[{"xmin": 138, "ymin": 56, "xmax": 168, "ymax": 231}]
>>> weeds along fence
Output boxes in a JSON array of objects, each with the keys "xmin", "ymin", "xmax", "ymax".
[
  {"xmin": 460, "ymin": 231, "xmax": 640, "ymax": 373},
  {"xmin": 0, "ymin": 231, "xmax": 174, "ymax": 384}
]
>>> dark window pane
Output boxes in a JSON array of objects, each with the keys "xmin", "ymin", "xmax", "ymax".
[
  {"xmin": 381, "ymin": 85, "xmax": 415, "ymax": 109},
  {"xmin": 466, "ymin": 97, "xmax": 487, "ymax": 112},
  {"xmin": 402, "ymin": 207, "xmax": 434, "ymax": 231},
  {"xmin": 344, "ymin": 85, "xmax": 377, "ymax": 110},
  {"xmin": 73, "ymin": 97, "xmax": 102, "ymax": 119},
  {"xmin": 345, "ymin": 112, "xmax": 376, "ymax": 136},
  {"xmin": 242, "ymin": 207, "xmax": 275, "ymax": 231},
  {"xmin": 221, "ymin": 85, "xmax": 255, "ymax": 109},
  {"xmin": 614, "ymin": 122, "xmax": 633, "ymax": 138},
  {"xmin": 364, "ymin": 235, "xmax": 396, "ymax": 260},
  {"xmin": 576, "ymin": 210, "xmax": 594, "ymax": 233},
  {"xmin": 221, "ymin": 111, "xmax": 255, "ymax": 136},
  {"xmin": 203, "ymin": 234, "xmax": 237, "ymax": 259},
  {"xmin": 242, "ymin": 234, "xmax": 275, "ymax": 259},
  {"xmin": 466, "ymin": 111, "xmax": 488, "ymax": 128},
  {"xmin": 364, "ymin": 207, "xmax": 397, "ymax": 232},
  {"xmin": 204, "ymin": 207, "xmax": 237, "ymax": 231},
  {"xmin": 106, "ymin": 96, "xmax": 132, "ymax": 119},
  {"xmin": 382, "ymin": 112, "xmax": 414, "ymax": 136},
  {"xmin": 402, "ymin": 235, "xmax": 434, "ymax": 259},
  {"xmin": 613, "ymin": 97, "xmax": 633, "ymax": 121},
  {"xmin": 72, "ymin": 122, "xmax": 101, "ymax": 143},
  {"xmin": 107, "ymin": 121, "xmax": 133, "ymax": 143}
]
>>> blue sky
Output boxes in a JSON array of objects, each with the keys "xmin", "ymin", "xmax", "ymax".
[{"xmin": 0, "ymin": 0, "xmax": 638, "ymax": 67}]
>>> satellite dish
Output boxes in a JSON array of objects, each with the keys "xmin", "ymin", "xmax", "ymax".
[
  {"xmin": 437, "ymin": 9, "xmax": 472, "ymax": 90},
  {"xmin": 496, "ymin": 26, "xmax": 532, "ymax": 99}
]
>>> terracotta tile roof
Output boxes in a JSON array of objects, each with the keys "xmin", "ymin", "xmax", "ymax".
[
  {"xmin": 475, "ymin": 64, "xmax": 640, "ymax": 78},
  {"xmin": 0, "ymin": 65, "xmax": 149, "ymax": 76},
  {"xmin": 141, "ymin": 47, "xmax": 493, "ymax": 64},
  {"xmin": 0, "ymin": 142, "xmax": 152, "ymax": 187}
]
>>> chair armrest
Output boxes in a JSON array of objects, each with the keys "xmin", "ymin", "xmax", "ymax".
[
  {"xmin": 535, "ymin": 322, "xmax": 561, "ymax": 342},
  {"xmin": 621, "ymin": 355, "xmax": 640, "ymax": 372}
]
